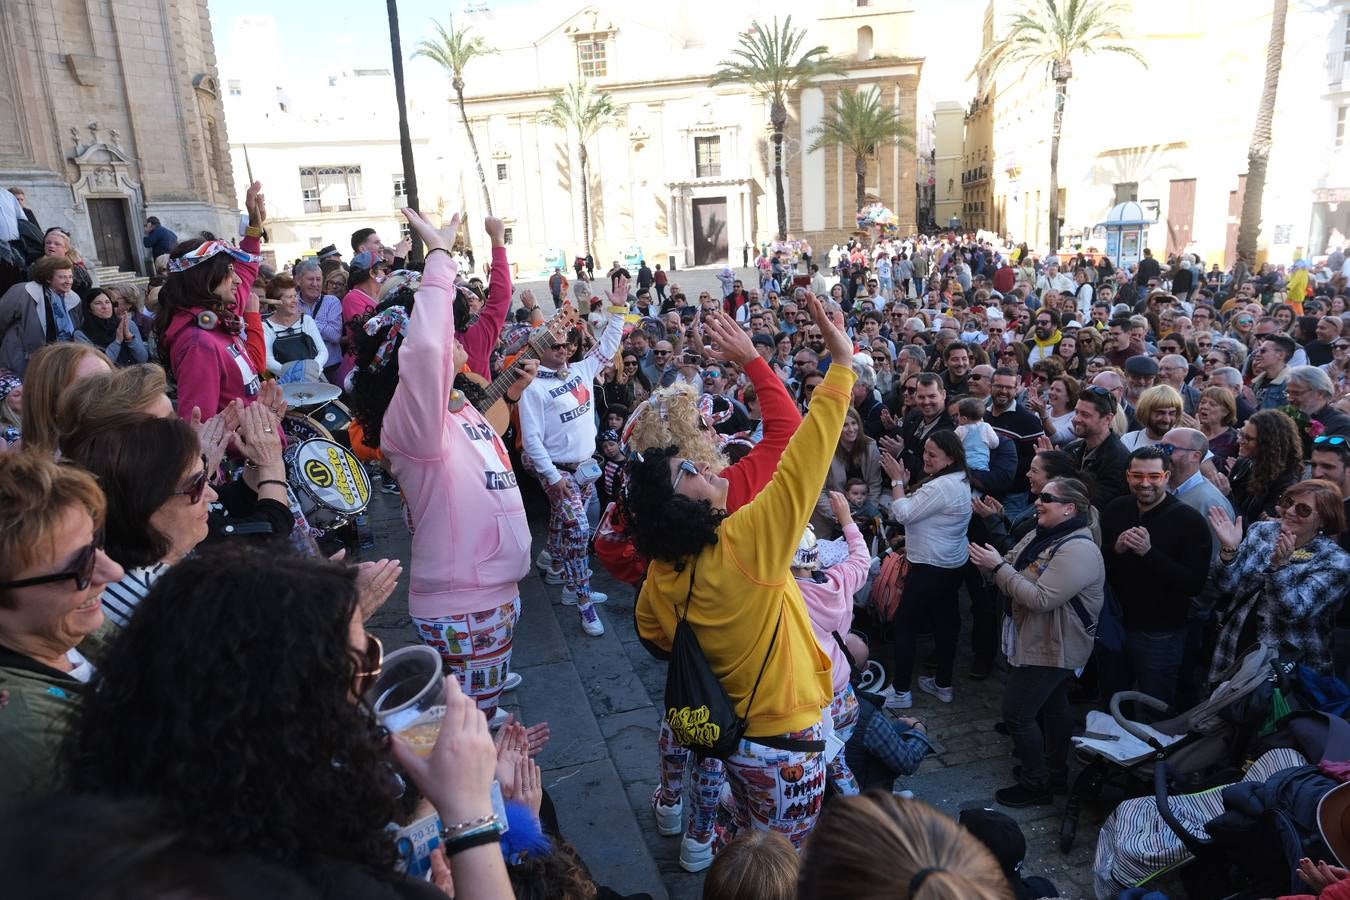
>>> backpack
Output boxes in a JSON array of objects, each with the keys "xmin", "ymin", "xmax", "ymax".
[{"xmin": 870, "ymin": 548, "xmax": 910, "ymax": 622}]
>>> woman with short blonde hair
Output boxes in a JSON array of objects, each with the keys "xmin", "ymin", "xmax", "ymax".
[{"xmin": 18, "ymin": 342, "xmax": 112, "ymax": 454}]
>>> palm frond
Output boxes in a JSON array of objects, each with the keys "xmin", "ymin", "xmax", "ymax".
[
  {"xmin": 709, "ymin": 15, "xmax": 846, "ymax": 103},
  {"xmin": 975, "ymin": 0, "xmax": 1145, "ymax": 84},
  {"xmin": 540, "ymin": 81, "xmax": 620, "ymax": 143},
  {"xmin": 412, "ymin": 15, "xmax": 495, "ymax": 78},
  {"xmin": 806, "ymin": 87, "xmax": 914, "ymax": 157}
]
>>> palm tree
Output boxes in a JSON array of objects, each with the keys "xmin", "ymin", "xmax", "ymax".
[
  {"xmin": 710, "ymin": 17, "xmax": 845, "ymax": 241},
  {"xmin": 1235, "ymin": 0, "xmax": 1289, "ymax": 265},
  {"xmin": 976, "ymin": 0, "xmax": 1144, "ymax": 251},
  {"xmin": 540, "ymin": 81, "xmax": 619, "ymax": 262},
  {"xmin": 414, "ymin": 16, "xmax": 495, "ymax": 215},
  {"xmin": 386, "ymin": 0, "xmax": 421, "ymax": 262},
  {"xmin": 807, "ymin": 87, "xmax": 914, "ymax": 215}
]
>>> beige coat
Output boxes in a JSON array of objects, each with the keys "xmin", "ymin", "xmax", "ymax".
[{"xmin": 991, "ymin": 524, "xmax": 1104, "ymax": 670}]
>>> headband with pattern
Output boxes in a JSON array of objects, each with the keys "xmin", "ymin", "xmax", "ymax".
[
  {"xmin": 364, "ymin": 306, "xmax": 410, "ymax": 372},
  {"xmin": 166, "ymin": 240, "xmax": 260, "ymax": 273}
]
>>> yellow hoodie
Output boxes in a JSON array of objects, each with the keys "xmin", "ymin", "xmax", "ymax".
[{"xmin": 636, "ymin": 363, "xmax": 856, "ymax": 737}]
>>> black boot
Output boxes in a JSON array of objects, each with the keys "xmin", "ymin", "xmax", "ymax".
[{"xmin": 995, "ymin": 782, "xmax": 1053, "ymax": 808}]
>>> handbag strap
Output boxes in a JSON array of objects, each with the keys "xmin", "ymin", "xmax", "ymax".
[
  {"xmin": 741, "ymin": 607, "xmax": 783, "ymax": 726},
  {"xmin": 677, "ymin": 558, "xmax": 698, "ymax": 623}
]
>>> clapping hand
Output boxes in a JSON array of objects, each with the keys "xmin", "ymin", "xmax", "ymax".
[
  {"xmin": 190, "ymin": 402, "xmax": 238, "ymax": 477},
  {"xmin": 1298, "ymin": 857, "xmax": 1350, "ymax": 891},
  {"xmin": 1207, "ymin": 506, "xmax": 1244, "ymax": 550},
  {"xmin": 1272, "ymin": 528, "xmax": 1296, "ymax": 569},
  {"xmin": 967, "ymin": 541, "xmax": 1004, "ymax": 572},
  {"xmin": 1035, "ymin": 434, "xmax": 1055, "ymax": 453},
  {"xmin": 258, "ymin": 379, "xmax": 288, "ymax": 420},
  {"xmin": 879, "ymin": 433, "xmax": 904, "ymax": 458},
  {"xmin": 879, "ymin": 406, "xmax": 898, "ymax": 430},
  {"xmin": 879, "ymin": 451, "xmax": 908, "ymax": 488},
  {"xmin": 971, "ymin": 494, "xmax": 1003, "ymax": 519},
  {"xmin": 232, "ymin": 401, "xmax": 284, "ymax": 472},
  {"xmin": 354, "ymin": 558, "xmax": 403, "ymax": 620}
]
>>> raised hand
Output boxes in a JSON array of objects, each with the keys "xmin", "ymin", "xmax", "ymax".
[
  {"xmin": 403, "ymin": 208, "xmax": 461, "ymax": 255},
  {"xmin": 607, "ymin": 275, "xmax": 631, "ymax": 307},
  {"xmin": 971, "ymin": 494, "xmax": 1003, "ymax": 519},
  {"xmin": 484, "ymin": 216, "xmax": 506, "ymax": 247},
  {"xmin": 702, "ymin": 310, "xmax": 756, "ymax": 364},
  {"xmin": 191, "ymin": 402, "xmax": 234, "ymax": 477},
  {"xmin": 258, "ymin": 379, "xmax": 287, "ymax": 420},
  {"xmin": 879, "ymin": 451, "xmax": 908, "ymax": 488},
  {"xmin": 1207, "ymin": 506, "xmax": 1244, "ymax": 550},
  {"xmin": 802, "ymin": 291, "xmax": 852, "ymax": 364},
  {"xmin": 245, "ymin": 181, "xmax": 267, "ymax": 226},
  {"xmin": 827, "ymin": 490, "xmax": 852, "ymax": 525},
  {"xmin": 354, "ymin": 558, "xmax": 403, "ymax": 620}
]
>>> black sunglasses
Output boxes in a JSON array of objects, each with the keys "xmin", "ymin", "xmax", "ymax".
[
  {"xmin": 0, "ymin": 529, "xmax": 105, "ymax": 591},
  {"xmin": 1035, "ymin": 492, "xmax": 1070, "ymax": 505},
  {"xmin": 174, "ymin": 456, "xmax": 210, "ymax": 505}
]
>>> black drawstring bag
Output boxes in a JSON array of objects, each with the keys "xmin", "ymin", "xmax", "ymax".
[{"xmin": 664, "ymin": 559, "xmax": 781, "ymax": 760}]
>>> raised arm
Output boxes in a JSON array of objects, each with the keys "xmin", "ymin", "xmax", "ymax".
[
  {"xmin": 459, "ymin": 217, "xmax": 512, "ymax": 378},
  {"xmin": 380, "ymin": 209, "xmax": 462, "ymax": 460}
]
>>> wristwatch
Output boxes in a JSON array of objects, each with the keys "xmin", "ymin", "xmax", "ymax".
[{"xmin": 890, "ymin": 478, "xmax": 904, "ymax": 488}]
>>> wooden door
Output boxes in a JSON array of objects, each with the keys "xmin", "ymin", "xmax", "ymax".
[
  {"xmin": 692, "ymin": 197, "xmax": 728, "ymax": 266},
  {"xmin": 1226, "ymin": 175, "xmax": 1247, "ymax": 266},
  {"xmin": 1166, "ymin": 179, "xmax": 1196, "ymax": 258},
  {"xmin": 87, "ymin": 198, "xmax": 135, "ymax": 272}
]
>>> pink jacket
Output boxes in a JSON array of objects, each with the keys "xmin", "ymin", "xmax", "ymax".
[
  {"xmin": 458, "ymin": 246, "xmax": 512, "ymax": 379},
  {"xmin": 796, "ymin": 523, "xmax": 869, "ymax": 693},
  {"xmin": 380, "ymin": 251, "xmax": 529, "ymax": 618},
  {"xmin": 338, "ymin": 287, "xmax": 378, "ymax": 386},
  {"xmin": 166, "ymin": 235, "xmax": 263, "ymax": 418}
]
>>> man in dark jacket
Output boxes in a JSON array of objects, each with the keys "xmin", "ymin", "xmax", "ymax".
[
  {"xmin": 142, "ymin": 217, "xmax": 178, "ymax": 258},
  {"xmin": 1063, "ymin": 385, "xmax": 1130, "ymax": 507},
  {"xmin": 1134, "ymin": 247, "xmax": 1161, "ymax": 289},
  {"xmin": 1100, "ymin": 446, "xmax": 1212, "ymax": 710},
  {"xmin": 898, "ymin": 373, "xmax": 955, "ymax": 482}
]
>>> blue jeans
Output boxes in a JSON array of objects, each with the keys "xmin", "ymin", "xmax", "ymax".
[
  {"xmin": 1001, "ymin": 491, "xmax": 1032, "ymax": 524},
  {"xmin": 1119, "ymin": 629, "xmax": 1187, "ymax": 711},
  {"xmin": 1002, "ymin": 665, "xmax": 1073, "ymax": 786}
]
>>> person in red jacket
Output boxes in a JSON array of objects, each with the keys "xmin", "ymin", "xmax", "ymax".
[{"xmin": 603, "ymin": 308, "xmax": 805, "ymax": 872}]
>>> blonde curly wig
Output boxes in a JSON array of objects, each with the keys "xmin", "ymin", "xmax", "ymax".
[{"xmin": 622, "ymin": 381, "xmax": 727, "ymax": 473}]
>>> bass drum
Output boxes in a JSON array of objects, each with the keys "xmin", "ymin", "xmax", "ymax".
[
  {"xmin": 283, "ymin": 438, "xmax": 371, "ymax": 531},
  {"xmin": 282, "ymin": 412, "xmax": 333, "ymax": 445},
  {"xmin": 311, "ymin": 398, "xmax": 353, "ymax": 448}
]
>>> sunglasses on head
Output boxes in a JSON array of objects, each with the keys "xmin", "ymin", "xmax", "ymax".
[
  {"xmin": 353, "ymin": 632, "xmax": 384, "ymax": 698},
  {"xmin": 1276, "ymin": 494, "xmax": 1316, "ymax": 519},
  {"xmin": 0, "ymin": 528, "xmax": 104, "ymax": 591},
  {"xmin": 1314, "ymin": 435, "xmax": 1348, "ymax": 447},
  {"xmin": 175, "ymin": 456, "xmax": 210, "ymax": 505}
]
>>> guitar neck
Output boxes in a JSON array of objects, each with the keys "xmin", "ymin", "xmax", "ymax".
[{"xmin": 475, "ymin": 320, "xmax": 570, "ymax": 410}]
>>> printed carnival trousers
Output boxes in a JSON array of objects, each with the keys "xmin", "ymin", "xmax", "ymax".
[
  {"xmin": 826, "ymin": 685, "xmax": 861, "ymax": 796},
  {"xmin": 717, "ymin": 722, "xmax": 826, "ymax": 851},
  {"xmin": 657, "ymin": 720, "xmax": 726, "ymax": 842},
  {"xmin": 531, "ymin": 467, "xmax": 597, "ymax": 601},
  {"xmin": 413, "ymin": 596, "xmax": 519, "ymax": 716}
]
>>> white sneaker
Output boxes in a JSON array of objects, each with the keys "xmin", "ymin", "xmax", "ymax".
[
  {"xmin": 536, "ymin": 549, "xmax": 553, "ymax": 571},
  {"xmin": 885, "ymin": 690, "xmax": 913, "ymax": 710},
  {"xmin": 503, "ymin": 671, "xmax": 522, "ymax": 692},
  {"xmin": 679, "ymin": 835, "xmax": 714, "ymax": 873},
  {"xmin": 650, "ymin": 789, "xmax": 683, "ymax": 836},
  {"xmin": 562, "ymin": 588, "xmax": 608, "ymax": 606},
  {"xmin": 918, "ymin": 676, "xmax": 954, "ymax": 704},
  {"xmin": 541, "ymin": 567, "xmax": 567, "ymax": 585},
  {"xmin": 578, "ymin": 603, "xmax": 605, "ymax": 637}
]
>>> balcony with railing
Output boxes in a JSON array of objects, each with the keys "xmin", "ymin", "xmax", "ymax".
[{"xmin": 1330, "ymin": 50, "xmax": 1350, "ymax": 90}]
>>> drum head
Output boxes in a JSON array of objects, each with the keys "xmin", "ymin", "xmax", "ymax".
[
  {"xmin": 314, "ymin": 398, "xmax": 353, "ymax": 437},
  {"xmin": 287, "ymin": 439, "xmax": 371, "ymax": 516}
]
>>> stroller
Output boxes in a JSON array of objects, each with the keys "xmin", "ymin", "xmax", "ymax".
[{"xmin": 1060, "ymin": 644, "xmax": 1283, "ymax": 853}]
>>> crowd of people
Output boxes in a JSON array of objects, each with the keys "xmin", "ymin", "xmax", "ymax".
[{"xmin": 5, "ymin": 174, "xmax": 1350, "ymax": 899}]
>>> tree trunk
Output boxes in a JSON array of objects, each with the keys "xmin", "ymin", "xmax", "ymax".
[
  {"xmin": 1048, "ymin": 76, "xmax": 1067, "ymax": 253},
  {"xmin": 1236, "ymin": 0, "xmax": 1288, "ymax": 265},
  {"xmin": 771, "ymin": 100, "xmax": 787, "ymax": 241},
  {"xmin": 579, "ymin": 143, "xmax": 592, "ymax": 260},
  {"xmin": 387, "ymin": 0, "xmax": 421, "ymax": 262},
  {"xmin": 455, "ymin": 79, "xmax": 493, "ymax": 216},
  {"xmin": 855, "ymin": 152, "xmax": 867, "ymax": 216}
]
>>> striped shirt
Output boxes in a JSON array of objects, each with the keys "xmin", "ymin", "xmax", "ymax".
[{"xmin": 101, "ymin": 563, "xmax": 168, "ymax": 629}]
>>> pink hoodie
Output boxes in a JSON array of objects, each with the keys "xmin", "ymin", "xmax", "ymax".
[
  {"xmin": 380, "ymin": 247, "xmax": 530, "ymax": 618},
  {"xmin": 796, "ymin": 523, "xmax": 870, "ymax": 693}
]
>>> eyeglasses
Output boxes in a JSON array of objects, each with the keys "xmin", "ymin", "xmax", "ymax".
[
  {"xmin": 1126, "ymin": 470, "xmax": 1168, "ymax": 484},
  {"xmin": 0, "ymin": 529, "xmax": 104, "ymax": 592},
  {"xmin": 1314, "ymin": 435, "xmax": 1348, "ymax": 447},
  {"xmin": 623, "ymin": 360, "xmax": 638, "ymax": 368},
  {"xmin": 872, "ymin": 355, "xmax": 887, "ymax": 364},
  {"xmin": 353, "ymin": 632, "xmax": 384, "ymax": 698},
  {"xmin": 174, "ymin": 459, "xmax": 211, "ymax": 505},
  {"xmin": 653, "ymin": 350, "xmax": 670, "ymax": 356},
  {"xmin": 1275, "ymin": 495, "xmax": 1316, "ymax": 520},
  {"xmin": 671, "ymin": 459, "xmax": 699, "ymax": 492},
  {"xmin": 1336, "ymin": 344, "xmax": 1350, "ymax": 351},
  {"xmin": 1035, "ymin": 492, "xmax": 1070, "ymax": 505},
  {"xmin": 1157, "ymin": 443, "xmax": 1200, "ymax": 457},
  {"xmin": 1237, "ymin": 430, "xmax": 1256, "ymax": 444},
  {"xmin": 552, "ymin": 343, "xmax": 576, "ymax": 351},
  {"xmin": 968, "ymin": 373, "xmax": 986, "ymax": 381}
]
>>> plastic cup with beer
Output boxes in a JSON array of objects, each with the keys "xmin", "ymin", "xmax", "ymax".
[{"xmin": 370, "ymin": 644, "xmax": 446, "ymax": 757}]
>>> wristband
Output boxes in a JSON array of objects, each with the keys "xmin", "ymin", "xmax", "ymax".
[
  {"xmin": 441, "ymin": 824, "xmax": 504, "ymax": 856},
  {"xmin": 992, "ymin": 561, "xmax": 1007, "ymax": 575},
  {"xmin": 440, "ymin": 812, "xmax": 497, "ymax": 837},
  {"xmin": 256, "ymin": 479, "xmax": 289, "ymax": 490},
  {"xmin": 426, "ymin": 247, "xmax": 451, "ymax": 261},
  {"xmin": 891, "ymin": 478, "xmax": 903, "ymax": 488},
  {"xmin": 245, "ymin": 225, "xmax": 263, "ymax": 238}
]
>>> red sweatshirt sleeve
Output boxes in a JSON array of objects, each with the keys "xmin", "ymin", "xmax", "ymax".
[
  {"xmin": 724, "ymin": 356, "xmax": 802, "ymax": 510},
  {"xmin": 460, "ymin": 246, "xmax": 512, "ymax": 379},
  {"xmin": 232, "ymin": 235, "xmax": 263, "ymax": 319},
  {"xmin": 242, "ymin": 310, "xmax": 265, "ymax": 378}
]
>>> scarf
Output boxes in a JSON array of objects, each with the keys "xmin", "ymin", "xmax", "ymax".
[
  {"xmin": 1012, "ymin": 513, "xmax": 1089, "ymax": 573},
  {"xmin": 1031, "ymin": 329, "xmax": 1062, "ymax": 355},
  {"xmin": 81, "ymin": 306, "xmax": 120, "ymax": 347}
]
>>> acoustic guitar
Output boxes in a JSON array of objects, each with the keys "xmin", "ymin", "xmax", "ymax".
[{"xmin": 463, "ymin": 307, "xmax": 578, "ymax": 435}]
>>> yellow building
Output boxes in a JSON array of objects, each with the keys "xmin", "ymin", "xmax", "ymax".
[
  {"xmin": 442, "ymin": 1, "xmax": 926, "ymax": 272},
  {"xmin": 978, "ymin": 0, "xmax": 1337, "ymax": 265},
  {"xmin": 933, "ymin": 101, "xmax": 965, "ymax": 228}
]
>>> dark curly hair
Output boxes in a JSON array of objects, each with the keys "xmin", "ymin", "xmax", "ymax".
[
  {"xmin": 621, "ymin": 446, "xmax": 725, "ymax": 563},
  {"xmin": 60, "ymin": 544, "xmax": 407, "ymax": 873},
  {"xmin": 346, "ymin": 285, "xmax": 418, "ymax": 449},
  {"xmin": 152, "ymin": 238, "xmax": 237, "ymax": 368}
]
